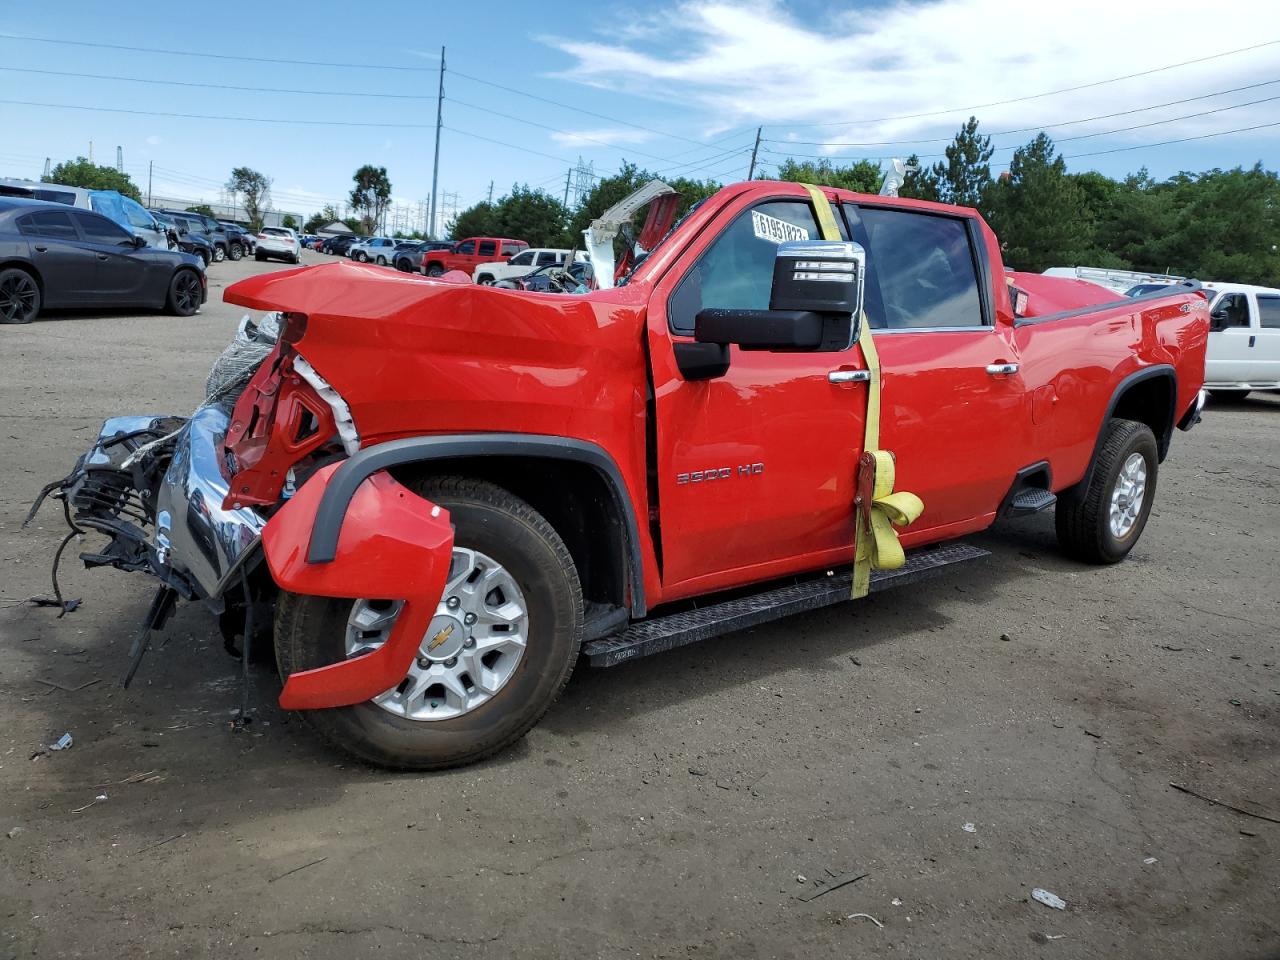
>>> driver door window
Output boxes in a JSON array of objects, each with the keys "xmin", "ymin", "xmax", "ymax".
[
  {"xmin": 1211, "ymin": 293, "xmax": 1250, "ymax": 330},
  {"xmin": 667, "ymin": 199, "xmax": 839, "ymax": 336},
  {"xmin": 507, "ymin": 251, "xmax": 534, "ymax": 267},
  {"xmin": 456, "ymin": 240, "xmax": 476, "ymax": 256}
]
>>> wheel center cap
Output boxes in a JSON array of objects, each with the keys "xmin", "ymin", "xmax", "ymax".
[{"xmin": 421, "ymin": 614, "xmax": 466, "ymax": 661}]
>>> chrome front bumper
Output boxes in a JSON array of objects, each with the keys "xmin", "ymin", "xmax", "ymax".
[
  {"xmin": 155, "ymin": 406, "xmax": 267, "ymax": 599},
  {"xmin": 67, "ymin": 406, "xmax": 267, "ymax": 603}
]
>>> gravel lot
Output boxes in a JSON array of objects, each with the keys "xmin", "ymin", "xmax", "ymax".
[{"xmin": 1, "ymin": 252, "xmax": 1277, "ymax": 959}]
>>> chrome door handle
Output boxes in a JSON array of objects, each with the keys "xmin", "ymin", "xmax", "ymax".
[
  {"xmin": 986, "ymin": 363, "xmax": 1019, "ymax": 376},
  {"xmin": 828, "ymin": 369, "xmax": 871, "ymax": 384},
  {"xmin": 33, "ymin": 245, "xmax": 48, "ymax": 253}
]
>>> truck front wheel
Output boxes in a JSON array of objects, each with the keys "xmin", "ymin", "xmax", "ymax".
[
  {"xmin": 274, "ymin": 477, "xmax": 584, "ymax": 770},
  {"xmin": 1055, "ymin": 418, "xmax": 1158, "ymax": 564}
]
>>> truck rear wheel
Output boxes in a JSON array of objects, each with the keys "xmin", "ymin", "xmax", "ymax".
[
  {"xmin": 274, "ymin": 477, "xmax": 583, "ymax": 770},
  {"xmin": 1055, "ymin": 418, "xmax": 1158, "ymax": 564}
]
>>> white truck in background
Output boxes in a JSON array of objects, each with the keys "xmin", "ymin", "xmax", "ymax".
[
  {"xmin": 472, "ymin": 247, "xmax": 586, "ymax": 285},
  {"xmin": 1197, "ymin": 282, "xmax": 1280, "ymax": 398}
]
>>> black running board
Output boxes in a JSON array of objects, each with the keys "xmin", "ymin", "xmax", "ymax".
[{"xmin": 583, "ymin": 541, "xmax": 990, "ymax": 667}]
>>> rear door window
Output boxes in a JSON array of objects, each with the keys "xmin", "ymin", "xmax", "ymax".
[
  {"xmin": 17, "ymin": 210, "xmax": 79, "ymax": 239},
  {"xmin": 478, "ymin": 240, "xmax": 497, "ymax": 257},
  {"xmin": 1257, "ymin": 295, "xmax": 1280, "ymax": 329},
  {"xmin": 854, "ymin": 206, "xmax": 984, "ymax": 329}
]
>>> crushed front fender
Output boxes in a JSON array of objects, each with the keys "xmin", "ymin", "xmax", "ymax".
[{"xmin": 262, "ymin": 463, "xmax": 455, "ymax": 710}]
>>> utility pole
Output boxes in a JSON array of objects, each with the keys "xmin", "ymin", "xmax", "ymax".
[
  {"xmin": 147, "ymin": 160, "xmax": 153, "ymax": 207},
  {"xmin": 428, "ymin": 45, "xmax": 445, "ymax": 239},
  {"xmin": 41, "ymin": 157, "xmax": 50, "ymax": 179},
  {"xmin": 486, "ymin": 180, "xmax": 494, "ymax": 204},
  {"xmin": 563, "ymin": 167, "xmax": 572, "ymax": 206},
  {"xmin": 747, "ymin": 126, "xmax": 762, "ymax": 180},
  {"xmin": 116, "ymin": 146, "xmax": 123, "ymax": 173}
]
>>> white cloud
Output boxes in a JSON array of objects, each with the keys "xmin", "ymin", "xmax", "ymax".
[
  {"xmin": 549, "ymin": 127, "xmax": 656, "ymax": 147},
  {"xmin": 145, "ymin": 135, "xmax": 162, "ymax": 146},
  {"xmin": 548, "ymin": 0, "xmax": 1279, "ymax": 163}
]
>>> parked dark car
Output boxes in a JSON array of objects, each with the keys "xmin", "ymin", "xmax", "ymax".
[
  {"xmin": 0, "ymin": 198, "xmax": 206, "ymax": 323},
  {"xmin": 322, "ymin": 235, "xmax": 359, "ymax": 256},
  {"xmin": 154, "ymin": 212, "xmax": 215, "ymax": 267},
  {"xmin": 154, "ymin": 209, "xmax": 233, "ymax": 262},
  {"xmin": 220, "ymin": 221, "xmax": 254, "ymax": 257},
  {"xmin": 393, "ymin": 239, "xmax": 452, "ymax": 273}
]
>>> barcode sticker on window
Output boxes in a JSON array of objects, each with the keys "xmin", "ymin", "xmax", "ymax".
[{"xmin": 751, "ymin": 211, "xmax": 810, "ymax": 244}]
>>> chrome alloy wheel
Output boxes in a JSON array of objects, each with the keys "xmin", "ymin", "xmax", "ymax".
[
  {"xmin": 1109, "ymin": 452, "xmax": 1147, "ymax": 539},
  {"xmin": 344, "ymin": 547, "xmax": 529, "ymax": 721}
]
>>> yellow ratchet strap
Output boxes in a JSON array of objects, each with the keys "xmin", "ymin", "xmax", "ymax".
[{"xmin": 801, "ymin": 184, "xmax": 924, "ymax": 599}]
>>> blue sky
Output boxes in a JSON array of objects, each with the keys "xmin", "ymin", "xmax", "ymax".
[{"xmin": 1, "ymin": 0, "xmax": 1276, "ymax": 234}]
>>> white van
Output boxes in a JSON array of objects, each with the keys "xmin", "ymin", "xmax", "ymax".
[
  {"xmin": 1200, "ymin": 282, "xmax": 1280, "ymax": 398},
  {"xmin": 0, "ymin": 179, "xmax": 168, "ymax": 249}
]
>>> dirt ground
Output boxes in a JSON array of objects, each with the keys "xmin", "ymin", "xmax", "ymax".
[{"xmin": 1, "ymin": 252, "xmax": 1277, "ymax": 959}]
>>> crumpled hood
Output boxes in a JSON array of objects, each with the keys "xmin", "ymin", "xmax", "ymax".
[{"xmin": 223, "ymin": 261, "xmax": 651, "ymax": 446}]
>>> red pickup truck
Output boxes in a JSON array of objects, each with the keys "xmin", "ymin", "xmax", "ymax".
[
  {"xmin": 39, "ymin": 180, "xmax": 1208, "ymax": 770},
  {"xmin": 421, "ymin": 236, "xmax": 527, "ymax": 278}
]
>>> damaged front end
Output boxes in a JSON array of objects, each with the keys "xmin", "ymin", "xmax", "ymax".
[
  {"xmin": 30, "ymin": 307, "xmax": 458, "ymax": 712},
  {"xmin": 30, "ymin": 315, "xmax": 284, "ymax": 611}
]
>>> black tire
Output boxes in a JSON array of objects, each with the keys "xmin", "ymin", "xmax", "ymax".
[
  {"xmin": 229, "ymin": 242, "xmax": 244, "ymax": 261},
  {"xmin": 375, "ymin": 255, "xmax": 387, "ymax": 266},
  {"xmin": 165, "ymin": 269, "xmax": 202, "ymax": 317},
  {"xmin": 1209, "ymin": 389, "xmax": 1250, "ymax": 401},
  {"xmin": 1055, "ymin": 418, "xmax": 1158, "ymax": 564},
  {"xmin": 213, "ymin": 245, "xmax": 226, "ymax": 263},
  {"xmin": 0, "ymin": 267, "xmax": 40, "ymax": 323},
  {"xmin": 357, "ymin": 251, "xmax": 368, "ymax": 263},
  {"xmin": 290, "ymin": 253, "xmax": 300, "ymax": 264},
  {"xmin": 199, "ymin": 249, "xmax": 212, "ymax": 268},
  {"xmin": 275, "ymin": 476, "xmax": 584, "ymax": 770},
  {"xmin": 254, "ymin": 250, "xmax": 265, "ymax": 262},
  {"xmin": 426, "ymin": 263, "xmax": 444, "ymax": 277},
  {"xmin": 476, "ymin": 274, "xmax": 494, "ymax": 285},
  {"xmin": 395, "ymin": 258, "xmax": 413, "ymax": 273}
]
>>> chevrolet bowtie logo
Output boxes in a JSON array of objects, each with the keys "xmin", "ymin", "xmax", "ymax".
[{"xmin": 427, "ymin": 624, "xmax": 455, "ymax": 652}]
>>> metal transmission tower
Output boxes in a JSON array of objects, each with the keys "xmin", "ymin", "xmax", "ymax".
[
  {"xmin": 570, "ymin": 158, "xmax": 594, "ymax": 206},
  {"xmin": 116, "ymin": 146, "xmax": 124, "ymax": 173},
  {"xmin": 41, "ymin": 157, "xmax": 51, "ymax": 179}
]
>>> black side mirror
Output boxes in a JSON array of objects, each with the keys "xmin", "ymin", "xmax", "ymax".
[{"xmin": 1209, "ymin": 309, "xmax": 1228, "ymax": 331}]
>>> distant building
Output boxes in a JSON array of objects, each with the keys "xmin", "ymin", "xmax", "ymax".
[{"xmin": 316, "ymin": 221, "xmax": 355, "ymax": 237}]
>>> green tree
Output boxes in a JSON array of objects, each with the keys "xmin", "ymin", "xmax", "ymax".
[
  {"xmin": 898, "ymin": 153, "xmax": 941, "ymax": 202},
  {"xmin": 447, "ymin": 201, "xmax": 500, "ymax": 241},
  {"xmin": 226, "ymin": 166, "xmax": 272, "ymax": 230},
  {"xmin": 983, "ymin": 133, "xmax": 1095, "ymax": 272},
  {"xmin": 772, "ymin": 157, "xmax": 883, "ymax": 193},
  {"xmin": 304, "ymin": 204, "xmax": 341, "ymax": 234},
  {"xmin": 185, "ymin": 204, "xmax": 216, "ymax": 218},
  {"xmin": 349, "ymin": 165, "xmax": 392, "ymax": 235},
  {"xmin": 281, "ymin": 214, "xmax": 299, "ymax": 230},
  {"xmin": 926, "ymin": 117, "xmax": 993, "ymax": 208},
  {"xmin": 48, "ymin": 156, "xmax": 141, "ymax": 200},
  {"xmin": 1155, "ymin": 165, "xmax": 1280, "ymax": 285}
]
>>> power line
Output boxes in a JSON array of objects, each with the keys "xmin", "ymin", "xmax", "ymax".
[
  {"xmin": 766, "ymin": 78, "xmax": 1280, "ymax": 147},
  {"xmin": 0, "ymin": 65, "xmax": 432, "ymax": 99},
  {"xmin": 0, "ymin": 32, "xmax": 438, "ymax": 70},
  {"xmin": 761, "ymin": 92, "xmax": 1280, "ymax": 162},
  {"xmin": 795, "ymin": 39, "xmax": 1280, "ymax": 127},
  {"xmin": 0, "ymin": 99, "xmax": 432, "ymax": 128},
  {"xmin": 1062, "ymin": 119, "xmax": 1280, "ymax": 159},
  {"xmin": 448, "ymin": 67, "xmax": 716, "ymax": 148}
]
